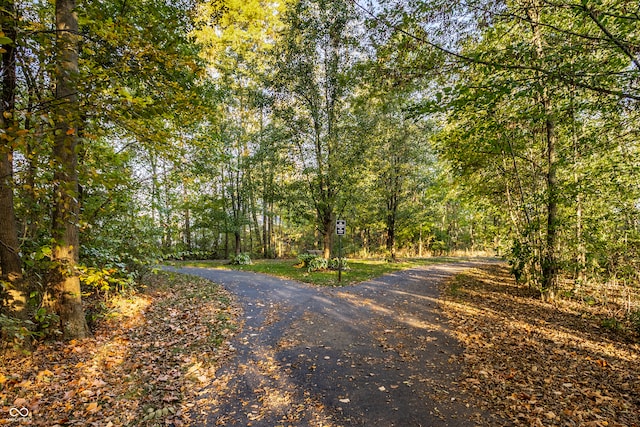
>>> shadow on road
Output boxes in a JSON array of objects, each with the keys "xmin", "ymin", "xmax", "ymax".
[{"xmin": 166, "ymin": 262, "xmax": 488, "ymax": 426}]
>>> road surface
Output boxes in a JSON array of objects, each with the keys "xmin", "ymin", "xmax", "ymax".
[{"xmin": 167, "ymin": 262, "xmax": 486, "ymax": 426}]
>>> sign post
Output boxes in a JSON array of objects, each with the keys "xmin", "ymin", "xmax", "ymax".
[{"xmin": 336, "ymin": 220, "xmax": 346, "ymax": 283}]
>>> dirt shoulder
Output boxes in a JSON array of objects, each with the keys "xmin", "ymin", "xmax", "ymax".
[{"xmin": 440, "ymin": 264, "xmax": 640, "ymax": 426}]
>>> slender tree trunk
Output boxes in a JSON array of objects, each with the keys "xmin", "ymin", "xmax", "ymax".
[
  {"xmin": 23, "ymin": 93, "xmax": 40, "ymax": 241},
  {"xmin": 267, "ymin": 202, "xmax": 273, "ymax": 257},
  {"xmin": 542, "ymin": 115, "xmax": 558, "ymax": 294},
  {"xmin": 528, "ymin": 0, "xmax": 558, "ymax": 295},
  {"xmin": 0, "ymin": 0, "xmax": 22, "ymax": 280},
  {"xmin": 321, "ymin": 208, "xmax": 333, "ymax": 259},
  {"xmin": 262, "ymin": 198, "xmax": 268, "ymax": 258},
  {"xmin": 570, "ymin": 93, "xmax": 586, "ymax": 282},
  {"xmin": 182, "ymin": 178, "xmax": 191, "ymax": 250},
  {"xmin": 50, "ymin": 0, "xmax": 88, "ymax": 339},
  {"xmin": 161, "ymin": 162, "xmax": 171, "ymax": 249},
  {"xmin": 386, "ymin": 194, "xmax": 397, "ymax": 260}
]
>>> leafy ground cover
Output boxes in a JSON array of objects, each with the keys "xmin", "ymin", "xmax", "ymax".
[
  {"xmin": 0, "ymin": 271, "xmax": 240, "ymax": 426},
  {"xmin": 441, "ymin": 265, "xmax": 640, "ymax": 426},
  {"xmin": 168, "ymin": 257, "xmax": 465, "ymax": 286}
]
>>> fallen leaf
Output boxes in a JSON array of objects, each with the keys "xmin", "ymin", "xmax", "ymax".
[{"xmin": 85, "ymin": 402, "xmax": 100, "ymax": 414}]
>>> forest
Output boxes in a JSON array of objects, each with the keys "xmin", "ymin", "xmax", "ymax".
[{"xmin": 0, "ymin": 0, "xmax": 639, "ymax": 340}]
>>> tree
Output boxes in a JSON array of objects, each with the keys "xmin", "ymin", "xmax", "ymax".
[
  {"xmin": 0, "ymin": 0, "xmax": 21, "ymax": 277},
  {"xmin": 50, "ymin": 0, "xmax": 91, "ymax": 337},
  {"xmin": 272, "ymin": 0, "xmax": 365, "ymax": 258},
  {"xmin": 49, "ymin": 0, "xmax": 89, "ymax": 339},
  {"xmin": 0, "ymin": 0, "xmax": 26, "ymax": 317},
  {"xmin": 386, "ymin": 0, "xmax": 640, "ymax": 292}
]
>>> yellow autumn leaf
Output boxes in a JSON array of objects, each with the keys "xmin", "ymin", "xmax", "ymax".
[{"xmin": 85, "ymin": 402, "xmax": 100, "ymax": 414}]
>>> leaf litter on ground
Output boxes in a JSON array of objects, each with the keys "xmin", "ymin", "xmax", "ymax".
[
  {"xmin": 441, "ymin": 265, "xmax": 640, "ymax": 426},
  {"xmin": 0, "ymin": 271, "xmax": 241, "ymax": 426}
]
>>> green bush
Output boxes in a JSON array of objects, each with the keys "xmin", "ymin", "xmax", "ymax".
[
  {"xmin": 297, "ymin": 253, "xmax": 318, "ymax": 269},
  {"xmin": 230, "ymin": 253, "xmax": 252, "ymax": 265},
  {"xmin": 307, "ymin": 257, "xmax": 328, "ymax": 272},
  {"xmin": 298, "ymin": 254, "xmax": 348, "ymax": 272},
  {"xmin": 329, "ymin": 257, "xmax": 349, "ymax": 271},
  {"xmin": 0, "ymin": 307, "xmax": 61, "ymax": 347}
]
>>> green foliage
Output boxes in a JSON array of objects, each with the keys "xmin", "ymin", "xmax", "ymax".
[
  {"xmin": 0, "ymin": 314, "xmax": 35, "ymax": 347},
  {"xmin": 78, "ymin": 266, "xmax": 134, "ymax": 296},
  {"xmin": 79, "ymin": 246, "xmax": 149, "ymax": 296},
  {"xmin": 297, "ymin": 253, "xmax": 318, "ymax": 269},
  {"xmin": 0, "ymin": 307, "xmax": 60, "ymax": 347},
  {"xmin": 329, "ymin": 257, "xmax": 349, "ymax": 271},
  {"xmin": 601, "ymin": 317, "xmax": 622, "ymax": 332},
  {"xmin": 33, "ymin": 307, "xmax": 59, "ymax": 337},
  {"xmin": 297, "ymin": 254, "xmax": 345, "ymax": 272},
  {"xmin": 230, "ymin": 253, "xmax": 253, "ymax": 265},
  {"xmin": 307, "ymin": 257, "xmax": 328, "ymax": 272},
  {"xmin": 628, "ymin": 309, "xmax": 640, "ymax": 334}
]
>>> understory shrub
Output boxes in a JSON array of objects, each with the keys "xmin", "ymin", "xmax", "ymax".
[
  {"xmin": 329, "ymin": 257, "xmax": 349, "ymax": 271},
  {"xmin": 298, "ymin": 254, "xmax": 349, "ymax": 272},
  {"xmin": 297, "ymin": 253, "xmax": 318, "ymax": 269},
  {"xmin": 307, "ymin": 256, "xmax": 328, "ymax": 272},
  {"xmin": 230, "ymin": 253, "xmax": 252, "ymax": 265}
]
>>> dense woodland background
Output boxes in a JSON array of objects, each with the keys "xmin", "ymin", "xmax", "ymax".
[{"xmin": 0, "ymin": 0, "xmax": 639, "ymax": 338}]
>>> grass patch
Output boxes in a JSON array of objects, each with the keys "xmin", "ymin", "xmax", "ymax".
[{"xmin": 168, "ymin": 256, "xmax": 466, "ymax": 286}]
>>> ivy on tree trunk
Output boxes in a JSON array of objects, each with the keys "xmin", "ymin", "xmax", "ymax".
[{"xmin": 50, "ymin": 0, "xmax": 88, "ymax": 339}]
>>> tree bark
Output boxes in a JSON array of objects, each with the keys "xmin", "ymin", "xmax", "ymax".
[
  {"xmin": 50, "ymin": 0, "xmax": 89, "ymax": 339},
  {"xmin": 1, "ymin": 0, "xmax": 26, "ymax": 316},
  {"xmin": 182, "ymin": 178, "xmax": 191, "ymax": 250},
  {"xmin": 321, "ymin": 207, "xmax": 333, "ymax": 259},
  {"xmin": 386, "ymin": 194, "xmax": 397, "ymax": 260},
  {"xmin": 542, "ymin": 115, "xmax": 558, "ymax": 294},
  {"xmin": 527, "ymin": 0, "xmax": 558, "ymax": 296},
  {"xmin": 0, "ymin": 0, "xmax": 21, "ymax": 278}
]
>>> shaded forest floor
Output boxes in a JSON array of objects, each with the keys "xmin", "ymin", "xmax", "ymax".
[
  {"xmin": 0, "ymin": 271, "xmax": 241, "ymax": 426},
  {"xmin": 441, "ymin": 265, "xmax": 640, "ymax": 426}
]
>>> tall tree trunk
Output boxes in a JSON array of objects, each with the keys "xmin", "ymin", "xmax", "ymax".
[
  {"xmin": 267, "ymin": 202, "xmax": 273, "ymax": 257},
  {"xmin": 0, "ymin": 0, "xmax": 21, "ymax": 278},
  {"xmin": 528, "ymin": 0, "xmax": 558, "ymax": 296},
  {"xmin": 0, "ymin": 152, "xmax": 20, "ymax": 278},
  {"xmin": 50, "ymin": 0, "xmax": 88, "ymax": 339},
  {"xmin": 182, "ymin": 178, "xmax": 191, "ymax": 250},
  {"xmin": 1, "ymin": 0, "xmax": 26, "ymax": 317},
  {"xmin": 321, "ymin": 207, "xmax": 333, "ymax": 259},
  {"xmin": 262, "ymin": 197, "xmax": 268, "ymax": 258},
  {"xmin": 542, "ymin": 115, "xmax": 558, "ymax": 294},
  {"xmin": 386, "ymin": 194, "xmax": 397, "ymax": 260},
  {"xmin": 570, "ymin": 92, "xmax": 586, "ymax": 283}
]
